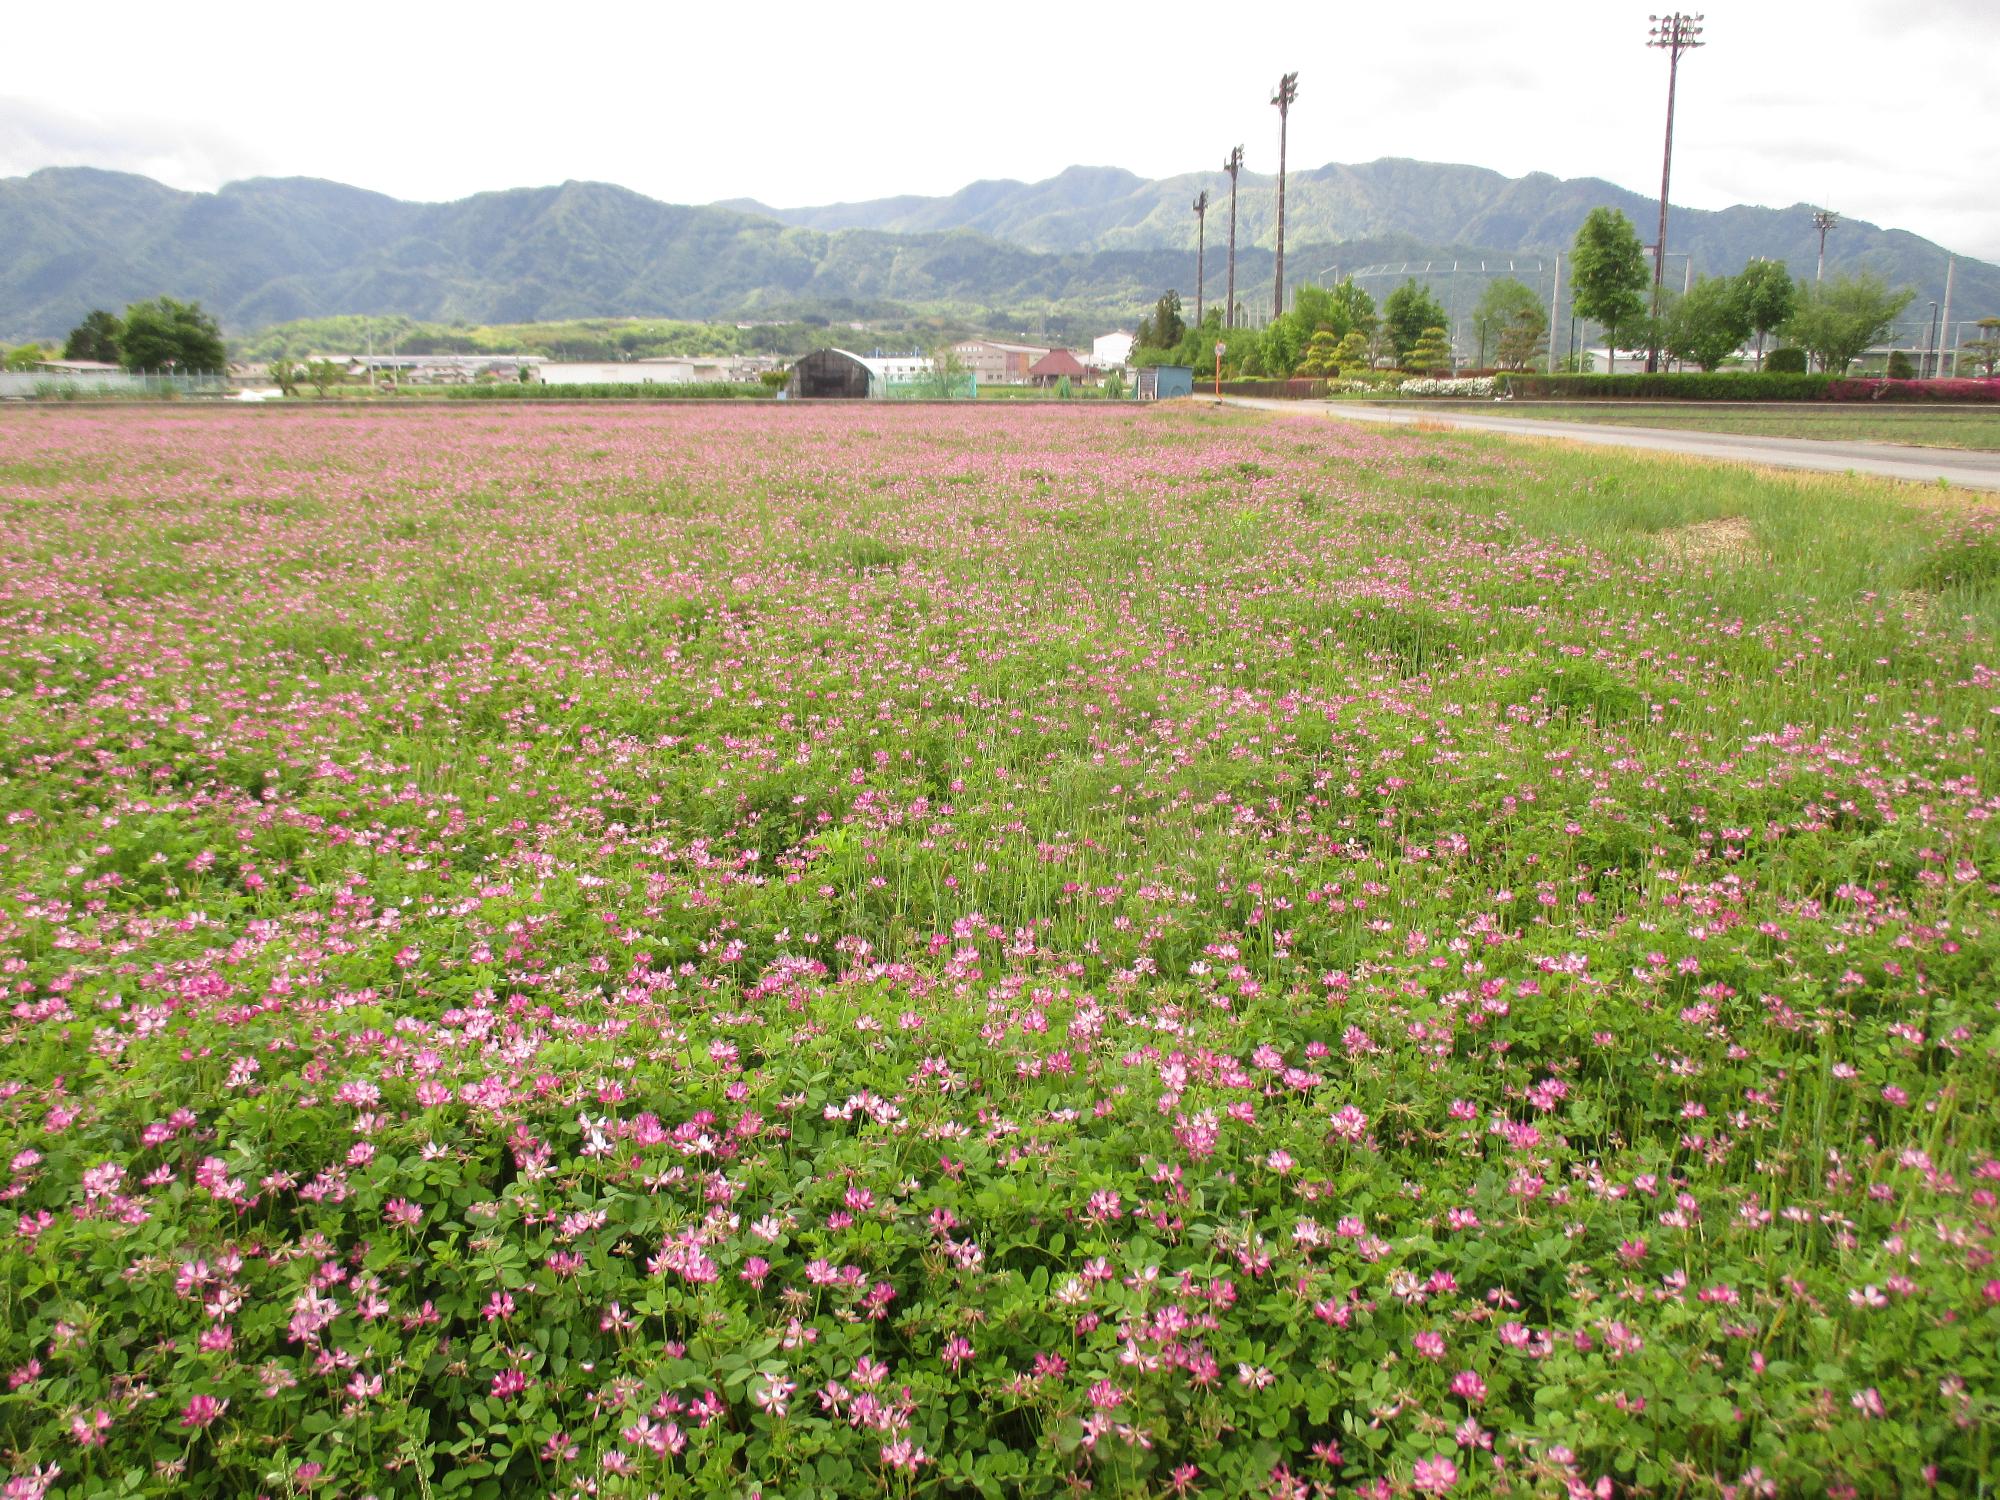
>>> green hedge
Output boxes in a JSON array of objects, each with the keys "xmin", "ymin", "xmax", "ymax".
[
  {"xmin": 1765, "ymin": 349, "xmax": 1808, "ymax": 374},
  {"xmin": 443, "ymin": 382, "xmax": 772, "ymax": 400},
  {"xmin": 1492, "ymin": 373, "xmax": 1834, "ymax": 401}
]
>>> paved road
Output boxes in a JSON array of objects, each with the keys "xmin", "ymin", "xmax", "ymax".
[{"xmin": 1217, "ymin": 397, "xmax": 2000, "ymax": 493}]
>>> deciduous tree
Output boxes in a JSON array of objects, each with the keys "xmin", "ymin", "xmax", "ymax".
[
  {"xmin": 1735, "ymin": 260, "xmax": 1797, "ymax": 370},
  {"xmin": 1569, "ymin": 208, "xmax": 1648, "ymax": 373},
  {"xmin": 1664, "ymin": 276, "xmax": 1753, "ymax": 372},
  {"xmin": 1494, "ymin": 308, "xmax": 1548, "ymax": 371},
  {"xmin": 1784, "ymin": 273, "xmax": 1914, "ymax": 374},
  {"xmin": 1471, "ymin": 278, "xmax": 1542, "ymax": 368},
  {"xmin": 63, "ymin": 310, "xmax": 123, "ymax": 364},
  {"xmin": 120, "ymin": 297, "xmax": 227, "ymax": 374}
]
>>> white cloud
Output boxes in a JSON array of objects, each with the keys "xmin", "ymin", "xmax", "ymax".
[{"xmin": 6, "ymin": 0, "xmax": 1998, "ymax": 262}]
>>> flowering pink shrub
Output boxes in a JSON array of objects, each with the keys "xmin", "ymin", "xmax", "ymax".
[
  {"xmin": 0, "ymin": 404, "xmax": 1993, "ymax": 1497},
  {"xmin": 1824, "ymin": 376, "xmax": 2000, "ymax": 402}
]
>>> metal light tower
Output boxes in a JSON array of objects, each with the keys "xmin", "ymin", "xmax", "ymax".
[
  {"xmin": 1812, "ymin": 208, "xmax": 1839, "ymax": 283},
  {"xmin": 1645, "ymin": 12, "xmax": 1704, "ymax": 372},
  {"xmin": 1192, "ymin": 190, "xmax": 1210, "ymax": 328},
  {"xmin": 1223, "ymin": 146, "xmax": 1243, "ymax": 328},
  {"xmin": 1271, "ymin": 72, "xmax": 1299, "ymax": 319}
]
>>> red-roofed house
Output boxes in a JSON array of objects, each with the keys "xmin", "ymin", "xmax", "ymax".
[{"xmin": 1027, "ymin": 348, "xmax": 1090, "ymax": 387}]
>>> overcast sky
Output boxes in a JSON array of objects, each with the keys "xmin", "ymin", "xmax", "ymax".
[{"xmin": 8, "ymin": 0, "xmax": 1998, "ymax": 262}]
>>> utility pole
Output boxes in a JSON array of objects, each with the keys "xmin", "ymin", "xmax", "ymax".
[
  {"xmin": 1938, "ymin": 253, "xmax": 1956, "ymax": 378},
  {"xmin": 1645, "ymin": 12, "xmax": 1704, "ymax": 373},
  {"xmin": 1223, "ymin": 146, "xmax": 1243, "ymax": 329},
  {"xmin": 1192, "ymin": 191, "xmax": 1209, "ymax": 328},
  {"xmin": 1548, "ymin": 250, "xmax": 1562, "ymax": 374},
  {"xmin": 1270, "ymin": 72, "xmax": 1299, "ymax": 320},
  {"xmin": 1812, "ymin": 209, "xmax": 1839, "ymax": 283}
]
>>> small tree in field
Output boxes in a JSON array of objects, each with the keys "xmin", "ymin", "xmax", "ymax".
[{"xmin": 306, "ymin": 360, "xmax": 344, "ymax": 397}]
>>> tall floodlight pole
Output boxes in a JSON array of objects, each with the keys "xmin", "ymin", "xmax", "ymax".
[
  {"xmin": 1937, "ymin": 253, "xmax": 1956, "ymax": 378},
  {"xmin": 1192, "ymin": 191, "xmax": 1210, "ymax": 328},
  {"xmin": 1644, "ymin": 13, "xmax": 1704, "ymax": 373},
  {"xmin": 1223, "ymin": 146, "xmax": 1243, "ymax": 328},
  {"xmin": 1812, "ymin": 209, "xmax": 1839, "ymax": 283},
  {"xmin": 1271, "ymin": 72, "xmax": 1299, "ymax": 319}
]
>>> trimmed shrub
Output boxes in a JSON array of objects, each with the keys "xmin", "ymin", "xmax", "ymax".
[
  {"xmin": 1493, "ymin": 372, "xmax": 1833, "ymax": 400},
  {"xmin": 1822, "ymin": 378, "xmax": 2000, "ymax": 404},
  {"xmin": 1765, "ymin": 348, "xmax": 1808, "ymax": 374},
  {"xmin": 1399, "ymin": 376, "xmax": 1498, "ymax": 398}
]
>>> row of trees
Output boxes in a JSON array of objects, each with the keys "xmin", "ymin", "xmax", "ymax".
[
  {"xmin": 2, "ymin": 299, "xmax": 230, "ymax": 375},
  {"xmin": 1135, "ymin": 202, "xmax": 1974, "ymax": 380}
]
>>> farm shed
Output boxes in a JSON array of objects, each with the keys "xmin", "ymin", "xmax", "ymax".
[
  {"xmin": 1136, "ymin": 365, "xmax": 1194, "ymax": 400},
  {"xmin": 787, "ymin": 348, "xmax": 873, "ymax": 399}
]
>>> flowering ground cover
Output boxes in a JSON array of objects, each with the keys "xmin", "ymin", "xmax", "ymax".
[{"xmin": 0, "ymin": 403, "xmax": 1995, "ymax": 1500}]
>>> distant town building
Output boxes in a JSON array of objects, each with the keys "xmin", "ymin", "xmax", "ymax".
[
  {"xmin": 1090, "ymin": 331, "xmax": 1136, "ymax": 369},
  {"xmin": 1027, "ymin": 349, "xmax": 1090, "ymax": 387},
  {"xmin": 345, "ymin": 354, "xmax": 545, "ymax": 384},
  {"xmin": 948, "ymin": 339, "xmax": 1051, "ymax": 385}
]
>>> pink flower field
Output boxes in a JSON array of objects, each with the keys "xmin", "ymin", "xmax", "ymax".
[{"xmin": 0, "ymin": 403, "xmax": 1995, "ymax": 1498}]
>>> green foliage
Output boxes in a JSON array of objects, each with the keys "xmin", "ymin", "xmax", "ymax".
[
  {"xmin": 1293, "ymin": 327, "xmax": 1344, "ymax": 377},
  {"xmin": 1735, "ymin": 259, "xmax": 1797, "ymax": 367},
  {"xmin": 1765, "ymin": 346, "xmax": 1808, "ymax": 374},
  {"xmin": 62, "ymin": 309, "xmax": 123, "ymax": 364},
  {"xmin": 1332, "ymin": 330, "xmax": 1371, "ymax": 374},
  {"xmin": 120, "ymin": 296, "xmax": 227, "ymax": 373},
  {"xmin": 1495, "ymin": 371, "xmax": 1835, "ymax": 399},
  {"xmin": 267, "ymin": 360, "xmax": 302, "ymax": 397},
  {"xmin": 1405, "ymin": 325, "xmax": 1453, "ymax": 373},
  {"xmin": 1383, "ymin": 279, "xmax": 1448, "ymax": 358},
  {"xmin": 1495, "ymin": 307, "xmax": 1549, "ymax": 371},
  {"xmin": 2, "ymin": 343, "xmax": 49, "ymax": 371},
  {"xmin": 0, "ymin": 405, "xmax": 1994, "ymax": 1497},
  {"xmin": 1569, "ymin": 207, "xmax": 1649, "ymax": 359},
  {"xmin": 1664, "ymin": 275, "xmax": 1754, "ymax": 372},
  {"xmin": 1956, "ymin": 317, "xmax": 2000, "ymax": 378},
  {"xmin": 1887, "ymin": 350, "xmax": 1917, "ymax": 380},
  {"xmin": 1784, "ymin": 273, "xmax": 1917, "ymax": 374},
  {"xmin": 1135, "ymin": 290, "xmax": 1185, "ymax": 354},
  {"xmin": 304, "ymin": 359, "xmax": 343, "ymax": 397},
  {"xmin": 1472, "ymin": 278, "xmax": 1543, "ymax": 366}
]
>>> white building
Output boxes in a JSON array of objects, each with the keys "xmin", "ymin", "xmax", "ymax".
[
  {"xmin": 540, "ymin": 361, "xmax": 692, "ymax": 385},
  {"xmin": 1089, "ymin": 331, "xmax": 1136, "ymax": 369}
]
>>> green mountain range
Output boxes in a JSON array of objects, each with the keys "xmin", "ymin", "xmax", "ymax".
[{"xmin": 2, "ymin": 161, "xmax": 1990, "ymax": 344}]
